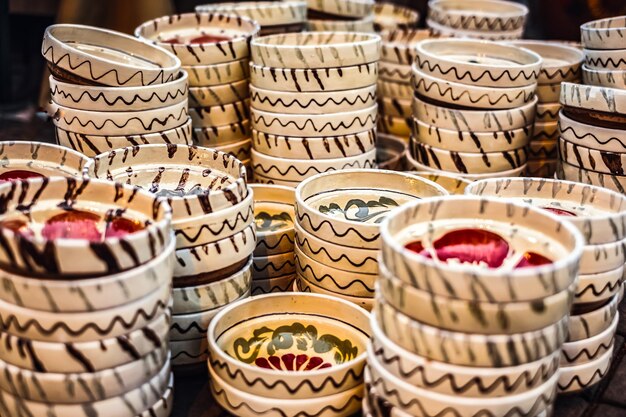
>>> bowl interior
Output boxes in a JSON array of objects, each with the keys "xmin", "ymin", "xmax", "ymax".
[{"xmin": 420, "ymin": 40, "xmax": 539, "ymax": 67}]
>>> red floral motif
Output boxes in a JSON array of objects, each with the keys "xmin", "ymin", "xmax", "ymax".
[
  {"xmin": 542, "ymin": 207, "xmax": 577, "ymax": 217},
  {"xmin": 515, "ymin": 251, "xmax": 552, "ymax": 268},
  {"xmin": 105, "ymin": 217, "xmax": 144, "ymax": 238},
  {"xmin": 42, "ymin": 211, "xmax": 102, "ymax": 241},
  {"xmin": 0, "ymin": 170, "xmax": 44, "ymax": 182},
  {"xmin": 254, "ymin": 353, "xmax": 332, "ymax": 371}
]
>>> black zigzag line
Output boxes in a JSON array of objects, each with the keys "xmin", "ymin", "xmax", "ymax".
[
  {"xmin": 295, "ymin": 234, "xmax": 377, "ymax": 268},
  {"xmin": 296, "ymin": 211, "xmax": 380, "ymax": 243},
  {"xmin": 430, "ymin": 13, "xmax": 525, "ymax": 31},
  {"xmin": 557, "ymin": 366, "xmax": 610, "ymax": 391},
  {"xmin": 559, "ymin": 125, "xmax": 626, "ymax": 148},
  {"xmin": 50, "ymin": 85, "xmax": 187, "ymax": 107},
  {"xmin": 253, "ymin": 158, "xmax": 376, "ymax": 176},
  {"xmin": 586, "ymin": 57, "xmax": 626, "ymax": 68},
  {"xmin": 252, "ymin": 259, "xmax": 295, "ymax": 273},
  {"xmin": 414, "ymin": 78, "xmax": 535, "ymax": 106},
  {"xmin": 255, "ymin": 233, "xmax": 295, "ymax": 251},
  {"xmin": 379, "ymin": 67, "xmax": 412, "ymax": 78},
  {"xmin": 294, "ymin": 254, "xmax": 375, "ymax": 293},
  {"xmin": 536, "ymin": 108, "xmax": 560, "ymax": 119},
  {"xmin": 170, "ymin": 321, "xmax": 206, "ymax": 335},
  {"xmin": 58, "ymin": 107, "xmax": 189, "ymax": 132},
  {"xmin": 562, "ymin": 341, "xmax": 614, "ymax": 363},
  {"xmin": 542, "ymin": 66, "xmax": 581, "ymax": 81},
  {"xmin": 533, "ymin": 130, "xmax": 558, "ymax": 140},
  {"xmin": 575, "ymin": 280, "xmax": 622, "ymax": 297},
  {"xmin": 416, "ymin": 57, "xmax": 539, "ymax": 83},
  {"xmin": 251, "ymin": 91, "xmax": 376, "ymax": 109},
  {"xmin": 251, "ymin": 282, "xmax": 294, "ymax": 295},
  {"xmin": 252, "ymin": 114, "xmax": 377, "ymax": 133},
  {"xmin": 171, "ymin": 349, "xmax": 208, "ymax": 361},
  {"xmin": 175, "ymin": 206, "xmax": 254, "ymax": 243}
]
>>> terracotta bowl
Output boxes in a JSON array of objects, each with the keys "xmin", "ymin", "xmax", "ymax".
[
  {"xmin": 251, "ymin": 274, "xmax": 296, "ymax": 295},
  {"xmin": 561, "ymin": 313, "xmax": 617, "ymax": 366},
  {"xmin": 581, "ymin": 16, "xmax": 626, "ymax": 50},
  {"xmin": 557, "ymin": 160, "xmax": 626, "ymax": 195},
  {"xmin": 184, "ymin": 59, "xmax": 249, "ymax": 87},
  {"xmin": 253, "ymin": 252, "xmax": 295, "ymax": 280},
  {"xmin": 377, "ymin": 133, "xmax": 407, "ymax": 171},
  {"xmin": 373, "ymin": 3, "xmax": 419, "ymax": 32},
  {"xmin": 509, "ymin": 40, "xmax": 583, "ymax": 84},
  {"xmin": 42, "ymin": 24, "xmax": 180, "ymax": 87},
  {"xmin": 427, "ymin": 0, "xmax": 528, "ymax": 32},
  {"xmin": 207, "ymin": 292, "xmax": 371, "ymax": 399},
  {"xmin": 307, "ymin": 16, "xmax": 376, "ymax": 34},
  {"xmin": 568, "ymin": 294, "xmax": 619, "ymax": 342},
  {"xmin": 306, "ymin": 0, "xmax": 374, "ymax": 18},
  {"xmin": 583, "ymin": 64, "xmax": 626, "ymax": 89},
  {"xmin": 406, "ymin": 170, "xmax": 472, "ymax": 194},
  {"xmin": 196, "ymin": 1, "xmax": 307, "ymax": 28},
  {"xmin": 0, "ymin": 141, "xmax": 91, "ymax": 179},
  {"xmin": 381, "ymin": 29, "xmax": 438, "ymax": 66},
  {"xmin": 296, "ymin": 274, "xmax": 374, "ymax": 311},
  {"xmin": 192, "ymin": 121, "xmax": 251, "ymax": 147},
  {"xmin": 135, "ymin": 13, "xmax": 260, "ymax": 66},
  {"xmin": 251, "ymin": 32, "xmax": 381, "ymax": 69},
  {"xmin": 251, "ymin": 184, "xmax": 295, "ymax": 257},
  {"xmin": 0, "ymin": 177, "xmax": 172, "ymax": 278},
  {"xmin": 380, "ymin": 196, "xmax": 584, "ymax": 302},
  {"xmin": 296, "ymin": 169, "xmax": 447, "ymax": 250},
  {"xmin": 558, "ymin": 345, "xmax": 613, "ymax": 393}
]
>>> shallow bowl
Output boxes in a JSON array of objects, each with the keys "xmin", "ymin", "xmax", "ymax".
[
  {"xmin": 583, "ymin": 64, "xmax": 626, "ymax": 89},
  {"xmin": 558, "ymin": 345, "xmax": 613, "ymax": 393},
  {"xmin": 561, "ymin": 313, "xmax": 618, "ymax": 366},
  {"xmin": 196, "ymin": 1, "xmax": 307, "ymax": 27},
  {"xmin": 508, "ymin": 40, "xmax": 584, "ymax": 84},
  {"xmin": 427, "ymin": 0, "xmax": 528, "ymax": 32},
  {"xmin": 557, "ymin": 160, "xmax": 626, "ymax": 195},
  {"xmin": 188, "ymin": 100, "xmax": 249, "ymax": 128},
  {"xmin": 568, "ymin": 294, "xmax": 619, "ymax": 342},
  {"xmin": 584, "ymin": 48, "xmax": 626, "ymax": 71},
  {"xmin": 0, "ymin": 140, "xmax": 91, "ymax": 179},
  {"xmin": 575, "ymin": 266, "xmax": 624, "ymax": 305},
  {"xmin": 581, "ymin": 16, "xmax": 626, "ymax": 50},
  {"xmin": 296, "ymin": 274, "xmax": 375, "ymax": 311}
]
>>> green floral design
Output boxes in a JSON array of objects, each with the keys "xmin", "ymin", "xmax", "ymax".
[
  {"xmin": 255, "ymin": 211, "xmax": 293, "ymax": 232},
  {"xmin": 319, "ymin": 197, "xmax": 399, "ymax": 224},
  {"xmin": 232, "ymin": 322, "xmax": 359, "ymax": 365}
]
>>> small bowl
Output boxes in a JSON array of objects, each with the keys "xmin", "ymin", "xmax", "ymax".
[
  {"xmin": 307, "ymin": 16, "xmax": 376, "ymax": 33},
  {"xmin": 381, "ymin": 29, "xmax": 438, "ymax": 66},
  {"xmin": 426, "ymin": 18, "xmax": 525, "ymax": 40},
  {"xmin": 379, "ymin": 61, "xmax": 412, "ymax": 84},
  {"xmin": 536, "ymin": 82, "xmax": 561, "ymax": 103},
  {"xmin": 575, "ymin": 266, "xmax": 624, "ymax": 305},
  {"xmin": 508, "ymin": 40, "xmax": 584, "ymax": 84},
  {"xmin": 253, "ymin": 171, "xmax": 301, "ymax": 188},
  {"xmin": 0, "ymin": 141, "xmax": 91, "ymax": 179},
  {"xmin": 188, "ymin": 80, "xmax": 249, "ymax": 107},
  {"xmin": 412, "ymin": 65, "xmax": 536, "ymax": 109},
  {"xmin": 557, "ymin": 345, "xmax": 613, "ymax": 393},
  {"xmin": 252, "ymin": 147, "xmax": 377, "ymax": 183},
  {"xmin": 414, "ymin": 39, "xmax": 542, "ymax": 87},
  {"xmin": 250, "ymin": 61, "xmax": 378, "ymax": 93},
  {"xmin": 188, "ymin": 100, "xmax": 249, "ymax": 128},
  {"xmin": 207, "ymin": 292, "xmax": 371, "ymax": 399},
  {"xmin": 584, "ymin": 48, "xmax": 626, "ymax": 70},
  {"xmin": 378, "ymin": 115, "xmax": 412, "ymax": 138},
  {"xmin": 428, "ymin": 0, "xmax": 528, "ymax": 32},
  {"xmin": 251, "ymin": 32, "xmax": 381, "ymax": 69},
  {"xmin": 251, "ymin": 184, "xmax": 295, "ymax": 257},
  {"xmin": 253, "ymin": 252, "xmax": 295, "ymax": 279},
  {"xmin": 580, "ymin": 238, "xmax": 626, "ymax": 275},
  {"xmin": 413, "ymin": 95, "xmax": 537, "ymax": 132},
  {"xmin": 135, "ymin": 13, "xmax": 260, "ymax": 66},
  {"xmin": 192, "ymin": 121, "xmax": 251, "ymax": 147},
  {"xmin": 528, "ymin": 139, "xmax": 557, "ymax": 160},
  {"xmin": 583, "ymin": 64, "xmax": 626, "ymax": 89},
  {"xmin": 307, "ymin": 0, "xmax": 374, "ymax": 18},
  {"xmin": 42, "ymin": 24, "xmax": 180, "ymax": 87},
  {"xmin": 560, "ymin": 81, "xmax": 626, "ymax": 115},
  {"xmin": 377, "ymin": 133, "xmax": 407, "ymax": 171},
  {"xmin": 252, "ymin": 129, "xmax": 377, "ymax": 160},
  {"xmin": 171, "ymin": 337, "xmax": 208, "ymax": 366},
  {"xmin": 377, "ymin": 78, "xmax": 413, "ymax": 99},
  {"xmin": 557, "ymin": 160, "xmax": 626, "ymax": 195},
  {"xmin": 214, "ymin": 139, "xmax": 252, "ymax": 162},
  {"xmin": 559, "ymin": 110, "xmax": 626, "ymax": 153},
  {"xmin": 526, "ymin": 159, "xmax": 557, "ymax": 178},
  {"xmin": 184, "ymin": 59, "xmax": 249, "ymax": 87},
  {"xmin": 405, "ymin": 153, "xmax": 527, "ymax": 180},
  {"xmin": 568, "ymin": 294, "xmax": 619, "ymax": 342},
  {"xmin": 532, "ymin": 119, "xmax": 558, "ymax": 140},
  {"xmin": 561, "ymin": 313, "xmax": 618, "ymax": 366},
  {"xmin": 296, "ymin": 169, "xmax": 447, "ymax": 249},
  {"xmin": 407, "ymin": 170, "xmax": 472, "ymax": 194},
  {"xmin": 296, "ymin": 274, "xmax": 374, "ymax": 311},
  {"xmin": 581, "ymin": 16, "xmax": 626, "ymax": 50},
  {"xmin": 374, "ymin": 3, "xmax": 419, "ymax": 32},
  {"xmin": 251, "ymin": 105, "xmax": 378, "ymax": 137},
  {"xmin": 250, "ymin": 85, "xmax": 376, "ymax": 114},
  {"xmin": 536, "ymin": 102, "xmax": 561, "ymax": 122},
  {"xmin": 560, "ymin": 135, "xmax": 626, "ymax": 177},
  {"xmin": 378, "ymin": 96, "xmax": 412, "ymax": 118},
  {"xmin": 251, "ymin": 274, "xmax": 296, "ymax": 295},
  {"xmin": 196, "ymin": 1, "xmax": 307, "ymax": 28}
]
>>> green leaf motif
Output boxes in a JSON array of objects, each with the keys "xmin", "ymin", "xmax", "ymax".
[{"xmin": 318, "ymin": 197, "xmax": 401, "ymax": 224}]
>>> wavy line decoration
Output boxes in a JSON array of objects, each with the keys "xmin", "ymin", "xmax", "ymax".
[
  {"xmin": 296, "ymin": 211, "xmax": 380, "ymax": 243},
  {"xmin": 562, "ymin": 341, "xmax": 614, "ymax": 363},
  {"xmin": 255, "ymin": 233, "xmax": 295, "ymax": 252},
  {"xmin": 50, "ymin": 85, "xmax": 187, "ymax": 107},
  {"xmin": 250, "ymin": 91, "xmax": 376, "ymax": 109},
  {"xmin": 252, "ymin": 259, "xmax": 295, "ymax": 273},
  {"xmin": 252, "ymin": 114, "xmax": 377, "ymax": 134},
  {"xmin": 416, "ymin": 57, "xmax": 539, "ymax": 83},
  {"xmin": 575, "ymin": 280, "xmax": 622, "ymax": 297},
  {"xmin": 175, "ymin": 206, "xmax": 253, "ymax": 243},
  {"xmin": 56, "ymin": 107, "xmax": 189, "ymax": 133},
  {"xmin": 586, "ymin": 57, "xmax": 626, "ymax": 68},
  {"xmin": 294, "ymin": 255, "xmax": 375, "ymax": 293},
  {"xmin": 253, "ymin": 158, "xmax": 376, "ymax": 177},
  {"xmin": 559, "ymin": 124, "xmax": 626, "ymax": 149},
  {"xmin": 557, "ymin": 366, "xmax": 610, "ymax": 391},
  {"xmin": 295, "ymin": 235, "xmax": 377, "ymax": 268},
  {"xmin": 429, "ymin": 12, "xmax": 525, "ymax": 31},
  {"xmin": 414, "ymin": 78, "xmax": 535, "ymax": 106},
  {"xmin": 251, "ymin": 281, "xmax": 295, "ymax": 295}
]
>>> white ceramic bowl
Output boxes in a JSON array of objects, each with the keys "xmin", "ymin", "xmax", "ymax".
[
  {"xmin": 428, "ymin": 0, "xmax": 528, "ymax": 32},
  {"xmin": 251, "ymin": 273, "xmax": 296, "ymax": 295},
  {"xmin": 559, "ymin": 136, "xmax": 626, "ymax": 176},
  {"xmin": 560, "ymin": 81, "xmax": 626, "ymax": 115},
  {"xmin": 295, "ymin": 273, "xmax": 375, "ymax": 311},
  {"xmin": 196, "ymin": 1, "xmax": 307, "ymax": 27},
  {"xmin": 426, "ymin": 18, "xmax": 525, "ymax": 40},
  {"xmin": 0, "ymin": 140, "xmax": 91, "ymax": 179},
  {"xmin": 583, "ymin": 64, "xmax": 626, "ymax": 89},
  {"xmin": 253, "ymin": 251, "xmax": 295, "ymax": 279},
  {"xmin": 581, "ymin": 16, "xmax": 626, "ymax": 50},
  {"xmin": 568, "ymin": 294, "xmax": 619, "ymax": 342},
  {"xmin": 580, "ymin": 237, "xmax": 626, "ymax": 275},
  {"xmin": 558, "ymin": 344, "xmax": 613, "ymax": 393},
  {"xmin": 508, "ymin": 40, "xmax": 584, "ymax": 84},
  {"xmin": 557, "ymin": 160, "xmax": 626, "ymax": 195},
  {"xmin": 584, "ymin": 48, "xmax": 626, "ymax": 70},
  {"xmin": 171, "ymin": 337, "xmax": 208, "ymax": 366},
  {"xmin": 559, "ymin": 110, "xmax": 626, "ymax": 153},
  {"xmin": 253, "ymin": 172, "xmax": 301, "ymax": 188},
  {"xmin": 192, "ymin": 120, "xmax": 251, "ymax": 147},
  {"xmin": 575, "ymin": 266, "xmax": 624, "ymax": 305},
  {"xmin": 377, "ymin": 78, "xmax": 413, "ymax": 100},
  {"xmin": 184, "ymin": 58, "xmax": 249, "ymax": 87},
  {"xmin": 379, "ymin": 61, "xmax": 412, "ymax": 84},
  {"xmin": 405, "ymin": 153, "xmax": 527, "ymax": 180},
  {"xmin": 561, "ymin": 313, "xmax": 618, "ymax": 366}
]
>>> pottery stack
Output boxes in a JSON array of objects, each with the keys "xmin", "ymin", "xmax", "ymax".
[
  {"xmin": 364, "ymin": 195, "xmax": 584, "ymax": 417},
  {"xmin": 373, "ymin": 2, "xmax": 419, "ymax": 32},
  {"xmin": 426, "ymin": 0, "xmax": 528, "ymax": 40},
  {"xmin": 135, "ymin": 13, "xmax": 260, "ymax": 170},
  {"xmin": 508, "ymin": 41, "xmax": 584, "ymax": 178},
  {"xmin": 250, "ymin": 184, "xmax": 297, "ymax": 295},
  {"xmin": 306, "ymin": 0, "xmax": 376, "ymax": 33},
  {"xmin": 557, "ymin": 17, "xmax": 626, "ymax": 193},
  {"xmin": 466, "ymin": 178, "xmax": 626, "ymax": 393},
  {"xmin": 90, "ymin": 145, "xmax": 254, "ymax": 373},
  {"xmin": 42, "ymin": 24, "xmax": 192, "ymax": 157},
  {"xmin": 249, "ymin": 32, "xmax": 380, "ymax": 186},
  {"xmin": 0, "ymin": 175, "xmax": 175, "ymax": 416},
  {"xmin": 408, "ymin": 38, "xmax": 540, "ymax": 179},
  {"xmin": 294, "ymin": 170, "xmax": 447, "ymax": 311}
]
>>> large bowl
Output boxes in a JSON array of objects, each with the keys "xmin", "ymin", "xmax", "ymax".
[
  {"xmin": 508, "ymin": 40, "xmax": 583, "ymax": 84},
  {"xmin": 196, "ymin": 1, "xmax": 307, "ymax": 28},
  {"xmin": 557, "ymin": 345, "xmax": 613, "ymax": 393},
  {"xmin": 428, "ymin": 0, "xmax": 528, "ymax": 32},
  {"xmin": 0, "ymin": 141, "xmax": 92, "ymax": 179},
  {"xmin": 581, "ymin": 16, "xmax": 626, "ymax": 50}
]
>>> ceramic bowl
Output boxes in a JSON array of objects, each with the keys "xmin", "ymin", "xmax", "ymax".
[
  {"xmin": 426, "ymin": 18, "xmax": 525, "ymax": 40},
  {"xmin": 171, "ymin": 337, "xmax": 208, "ymax": 366},
  {"xmin": 253, "ymin": 252, "xmax": 295, "ymax": 279},
  {"xmin": 536, "ymin": 102, "xmax": 561, "ymax": 122},
  {"xmin": 377, "ymin": 134, "xmax": 407, "ymax": 171},
  {"xmin": 562, "ymin": 313, "xmax": 618, "ymax": 366},
  {"xmin": 428, "ymin": 0, "xmax": 528, "ymax": 32},
  {"xmin": 251, "ymin": 184, "xmax": 295, "ymax": 257},
  {"xmin": 581, "ymin": 16, "xmax": 626, "ymax": 50},
  {"xmin": 214, "ymin": 139, "xmax": 252, "ymax": 161},
  {"xmin": 249, "ymin": 62, "xmax": 378, "ymax": 92},
  {"xmin": 377, "ymin": 79, "xmax": 413, "ymax": 100},
  {"xmin": 306, "ymin": 0, "xmax": 374, "ymax": 18},
  {"xmin": 575, "ymin": 266, "xmax": 624, "ymax": 305},
  {"xmin": 135, "ymin": 13, "xmax": 260, "ymax": 66},
  {"xmin": 380, "ymin": 196, "xmax": 584, "ymax": 302},
  {"xmin": 91, "ymin": 144, "xmax": 248, "ymax": 221},
  {"xmin": 188, "ymin": 100, "xmax": 249, "ymax": 128},
  {"xmin": 196, "ymin": 1, "xmax": 307, "ymax": 28},
  {"xmin": 173, "ymin": 257, "xmax": 252, "ymax": 314},
  {"xmin": 367, "ymin": 344, "xmax": 557, "ymax": 417},
  {"xmin": 558, "ymin": 345, "xmax": 613, "ymax": 393},
  {"xmin": 379, "ymin": 61, "xmax": 412, "ymax": 84},
  {"xmin": 378, "ymin": 116, "xmax": 412, "ymax": 138},
  {"xmin": 381, "ymin": 29, "xmax": 437, "ymax": 66},
  {"xmin": 192, "ymin": 120, "xmax": 251, "ymax": 147},
  {"xmin": 56, "ymin": 118, "xmax": 193, "ymax": 157},
  {"xmin": 48, "ymin": 99, "xmax": 189, "ymax": 136},
  {"xmin": 559, "ymin": 111, "xmax": 626, "ymax": 153},
  {"xmin": 251, "ymin": 274, "xmax": 296, "ymax": 295},
  {"xmin": 362, "ymin": 376, "xmax": 413, "ymax": 417},
  {"xmin": 374, "ymin": 3, "xmax": 419, "ymax": 31},
  {"xmin": 405, "ymin": 153, "xmax": 527, "ymax": 180},
  {"xmin": 378, "ymin": 96, "xmax": 412, "ymax": 118},
  {"xmin": 49, "ymin": 71, "xmax": 188, "ymax": 112},
  {"xmin": 560, "ymin": 81, "xmax": 626, "ymax": 115},
  {"xmin": 407, "ymin": 170, "xmax": 472, "ymax": 194},
  {"xmin": 584, "ymin": 48, "xmax": 626, "ymax": 71},
  {"xmin": 0, "ymin": 360, "xmax": 171, "ymax": 417},
  {"xmin": 295, "ymin": 274, "xmax": 375, "ymax": 311},
  {"xmin": 557, "ymin": 160, "xmax": 626, "ymax": 195},
  {"xmin": 580, "ymin": 237, "xmax": 626, "ymax": 275},
  {"xmin": 0, "ymin": 177, "xmax": 172, "ymax": 278},
  {"xmin": 188, "ymin": 80, "xmax": 249, "ymax": 108},
  {"xmin": 252, "ymin": 148, "xmax": 377, "ymax": 183},
  {"xmin": 184, "ymin": 58, "xmax": 249, "ymax": 87},
  {"xmin": 42, "ymin": 24, "xmax": 180, "ymax": 87},
  {"xmin": 296, "ymin": 169, "xmax": 447, "ymax": 250},
  {"xmin": 528, "ymin": 139, "xmax": 557, "ymax": 160},
  {"xmin": 139, "ymin": 374, "xmax": 174, "ymax": 417},
  {"xmin": 411, "ymin": 140, "xmax": 528, "ymax": 174},
  {"xmin": 414, "ymin": 39, "xmax": 541, "ymax": 87},
  {"xmin": 0, "ymin": 346, "xmax": 167, "ymax": 402},
  {"xmin": 252, "ymin": 129, "xmax": 377, "ymax": 160},
  {"xmin": 559, "ymin": 136, "xmax": 626, "ymax": 176},
  {"xmin": 532, "ymin": 120, "xmax": 558, "ymax": 141},
  {"xmin": 526, "ymin": 159, "xmax": 557, "ymax": 178},
  {"xmin": 0, "ymin": 140, "xmax": 91, "ymax": 179},
  {"xmin": 413, "ymin": 118, "xmax": 531, "ymax": 153},
  {"xmin": 465, "ymin": 177, "xmax": 626, "ymax": 245},
  {"xmin": 253, "ymin": 172, "xmax": 301, "ymax": 188},
  {"xmin": 251, "ymin": 105, "xmax": 378, "ymax": 137},
  {"xmin": 375, "ymin": 296, "xmax": 568, "ymax": 367},
  {"xmin": 413, "ymin": 95, "xmax": 538, "ymax": 132},
  {"xmin": 307, "ymin": 16, "xmax": 376, "ymax": 33},
  {"xmin": 251, "ymin": 32, "xmax": 381, "ymax": 69},
  {"xmin": 568, "ymin": 293, "xmax": 619, "ymax": 342},
  {"xmin": 207, "ymin": 292, "xmax": 370, "ymax": 399},
  {"xmin": 508, "ymin": 40, "xmax": 584, "ymax": 84},
  {"xmin": 250, "ymin": 85, "xmax": 377, "ymax": 114},
  {"xmin": 583, "ymin": 64, "xmax": 626, "ymax": 89},
  {"xmin": 370, "ymin": 313, "xmax": 560, "ymax": 397},
  {"xmin": 536, "ymin": 82, "xmax": 561, "ymax": 103},
  {"xmin": 412, "ymin": 65, "xmax": 536, "ymax": 109}
]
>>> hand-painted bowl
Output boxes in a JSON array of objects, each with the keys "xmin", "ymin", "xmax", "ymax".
[
  {"xmin": 251, "ymin": 274, "xmax": 296, "ymax": 295},
  {"xmin": 184, "ymin": 59, "xmax": 249, "ymax": 87},
  {"xmin": 581, "ymin": 16, "xmax": 626, "ymax": 50},
  {"xmin": 374, "ymin": 3, "xmax": 419, "ymax": 32},
  {"xmin": 583, "ymin": 64, "xmax": 626, "ymax": 89},
  {"xmin": 307, "ymin": 15, "xmax": 376, "ymax": 33},
  {"xmin": 426, "ymin": 18, "xmax": 524, "ymax": 40},
  {"xmin": 584, "ymin": 48, "xmax": 626, "ymax": 71},
  {"xmin": 508, "ymin": 40, "xmax": 583, "ymax": 84},
  {"xmin": 574, "ymin": 266, "xmax": 624, "ymax": 306},
  {"xmin": 405, "ymin": 152, "xmax": 527, "ymax": 180},
  {"xmin": 568, "ymin": 293, "xmax": 619, "ymax": 342},
  {"xmin": 253, "ymin": 251, "xmax": 295, "ymax": 280},
  {"xmin": 188, "ymin": 100, "xmax": 249, "ymax": 128},
  {"xmin": 251, "ymin": 184, "xmax": 295, "ymax": 257},
  {"xmin": 560, "ymin": 81, "xmax": 626, "ymax": 115},
  {"xmin": 207, "ymin": 292, "xmax": 371, "ymax": 399},
  {"xmin": 196, "ymin": 1, "xmax": 307, "ymax": 29},
  {"xmin": 188, "ymin": 80, "xmax": 249, "ymax": 107},
  {"xmin": 427, "ymin": 0, "xmax": 528, "ymax": 32},
  {"xmin": 579, "ymin": 237, "xmax": 626, "ymax": 275},
  {"xmin": 557, "ymin": 160, "xmax": 626, "ymax": 195},
  {"xmin": 0, "ymin": 141, "xmax": 91, "ymax": 179},
  {"xmin": 561, "ymin": 313, "xmax": 617, "ymax": 366},
  {"xmin": 192, "ymin": 121, "xmax": 251, "ymax": 147},
  {"xmin": 557, "ymin": 345, "xmax": 613, "ymax": 393},
  {"xmin": 296, "ymin": 274, "xmax": 375, "ymax": 311},
  {"xmin": 171, "ymin": 337, "xmax": 208, "ymax": 367},
  {"xmin": 306, "ymin": 0, "xmax": 374, "ymax": 18}
]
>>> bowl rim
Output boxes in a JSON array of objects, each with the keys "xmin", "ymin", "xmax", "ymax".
[
  {"xmin": 250, "ymin": 31, "xmax": 381, "ymax": 51},
  {"xmin": 429, "ymin": 0, "xmax": 529, "ymax": 18}
]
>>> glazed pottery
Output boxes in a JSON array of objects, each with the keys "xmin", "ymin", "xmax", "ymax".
[
  {"xmin": 428, "ymin": 0, "xmax": 528, "ymax": 32},
  {"xmin": 568, "ymin": 294, "xmax": 619, "ymax": 342},
  {"xmin": 135, "ymin": 13, "xmax": 260, "ymax": 66},
  {"xmin": 296, "ymin": 169, "xmax": 447, "ymax": 250},
  {"xmin": 207, "ymin": 292, "xmax": 371, "ymax": 399},
  {"xmin": 306, "ymin": 0, "xmax": 374, "ymax": 18},
  {"xmin": 253, "ymin": 172, "xmax": 301, "ymax": 188},
  {"xmin": 193, "ymin": 121, "xmax": 251, "ymax": 147},
  {"xmin": 509, "ymin": 40, "xmax": 584, "ymax": 84},
  {"xmin": 138, "ymin": 375, "xmax": 174, "ymax": 417},
  {"xmin": 196, "ymin": 1, "xmax": 307, "ymax": 29},
  {"xmin": 376, "ymin": 134, "xmax": 407, "ymax": 171},
  {"xmin": 559, "ymin": 137, "xmax": 626, "ymax": 176},
  {"xmin": 188, "ymin": 100, "xmax": 249, "ymax": 127},
  {"xmin": 583, "ymin": 65, "xmax": 626, "ymax": 89},
  {"xmin": 214, "ymin": 139, "xmax": 252, "ymax": 161},
  {"xmin": 381, "ymin": 29, "xmax": 436, "ymax": 66},
  {"xmin": 171, "ymin": 337, "xmax": 208, "ymax": 366},
  {"xmin": 561, "ymin": 314, "xmax": 618, "ymax": 366},
  {"xmin": 307, "ymin": 16, "xmax": 376, "ymax": 34},
  {"xmin": 426, "ymin": 18, "xmax": 524, "ymax": 41},
  {"xmin": 536, "ymin": 102, "xmax": 561, "ymax": 122},
  {"xmin": 373, "ymin": 3, "xmax": 419, "ymax": 31},
  {"xmin": 557, "ymin": 160, "xmax": 626, "ymax": 195},
  {"xmin": 183, "ymin": 59, "xmax": 249, "ymax": 87},
  {"xmin": 528, "ymin": 139, "xmax": 557, "ymax": 160},
  {"xmin": 296, "ymin": 274, "xmax": 375, "ymax": 311},
  {"xmin": 560, "ymin": 82, "xmax": 626, "ymax": 115},
  {"xmin": 575, "ymin": 266, "xmax": 624, "ymax": 305},
  {"xmin": 251, "ymin": 184, "xmax": 295, "ymax": 257},
  {"xmin": 584, "ymin": 48, "xmax": 626, "ymax": 70},
  {"xmin": 0, "ymin": 140, "xmax": 91, "ymax": 179},
  {"xmin": 579, "ymin": 237, "xmax": 626, "ymax": 275},
  {"xmin": 251, "ymin": 274, "xmax": 295, "ymax": 295},
  {"xmin": 188, "ymin": 80, "xmax": 249, "ymax": 107},
  {"xmin": 42, "ymin": 24, "xmax": 180, "ymax": 86},
  {"xmin": 558, "ymin": 345, "xmax": 613, "ymax": 393},
  {"xmin": 526, "ymin": 159, "xmax": 557, "ymax": 178},
  {"xmin": 407, "ymin": 170, "xmax": 472, "ymax": 194},
  {"xmin": 581, "ymin": 16, "xmax": 626, "ymax": 50},
  {"xmin": 559, "ymin": 110, "xmax": 626, "ymax": 153},
  {"xmin": 405, "ymin": 154, "xmax": 527, "ymax": 180}
]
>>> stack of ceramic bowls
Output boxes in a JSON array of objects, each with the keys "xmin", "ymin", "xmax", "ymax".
[
  {"xmin": 466, "ymin": 178, "xmax": 626, "ymax": 392},
  {"xmin": 250, "ymin": 184, "xmax": 296, "ymax": 295},
  {"xmin": 42, "ymin": 24, "xmax": 191, "ymax": 158},
  {"xmin": 294, "ymin": 169, "xmax": 447, "ymax": 310},
  {"xmin": 427, "ymin": 0, "xmax": 528, "ymax": 40},
  {"xmin": 509, "ymin": 41, "xmax": 584, "ymax": 178},
  {"xmin": 373, "ymin": 2, "xmax": 419, "ymax": 32},
  {"xmin": 306, "ymin": 0, "xmax": 375, "ymax": 33},
  {"xmin": 196, "ymin": 1, "xmax": 307, "ymax": 35},
  {"xmin": 0, "ymin": 176, "xmax": 175, "ymax": 416},
  {"xmin": 367, "ymin": 195, "xmax": 584, "ymax": 416},
  {"xmin": 207, "ymin": 292, "xmax": 370, "ymax": 416},
  {"xmin": 135, "ymin": 13, "xmax": 260, "ymax": 168},
  {"xmin": 557, "ymin": 82, "xmax": 626, "ymax": 194},
  {"xmin": 249, "ymin": 32, "xmax": 380, "ymax": 186},
  {"xmin": 90, "ymin": 144, "xmax": 253, "ymax": 373},
  {"xmin": 410, "ymin": 38, "xmax": 541, "ymax": 179},
  {"xmin": 581, "ymin": 16, "xmax": 626, "ymax": 90}
]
